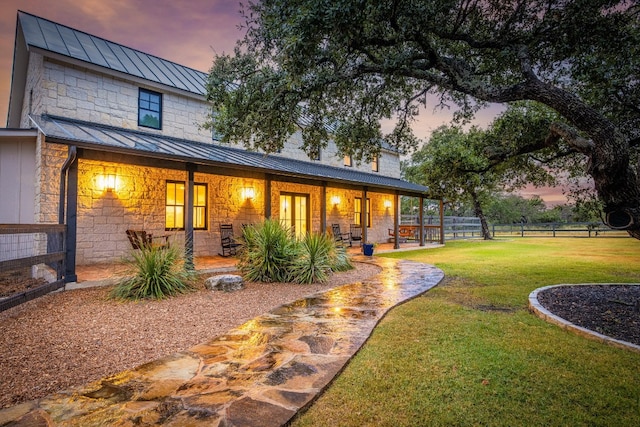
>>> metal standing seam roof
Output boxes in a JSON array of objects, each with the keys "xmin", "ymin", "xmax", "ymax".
[
  {"xmin": 18, "ymin": 11, "xmax": 208, "ymax": 95},
  {"xmin": 17, "ymin": 11, "xmax": 405, "ymax": 154},
  {"xmin": 31, "ymin": 115, "xmax": 430, "ymax": 195}
]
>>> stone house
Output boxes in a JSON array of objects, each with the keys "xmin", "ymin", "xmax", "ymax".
[{"xmin": 0, "ymin": 11, "xmax": 436, "ymax": 281}]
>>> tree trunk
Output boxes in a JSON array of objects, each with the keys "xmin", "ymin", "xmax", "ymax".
[
  {"xmin": 470, "ymin": 190, "xmax": 493, "ymax": 240},
  {"xmin": 525, "ymin": 81, "xmax": 640, "ymax": 238}
]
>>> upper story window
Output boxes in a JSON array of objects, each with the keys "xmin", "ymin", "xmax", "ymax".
[
  {"xmin": 371, "ymin": 155, "xmax": 379, "ymax": 172},
  {"xmin": 309, "ymin": 148, "xmax": 321, "ymax": 161},
  {"xmin": 139, "ymin": 88, "xmax": 162, "ymax": 129},
  {"xmin": 344, "ymin": 155, "xmax": 352, "ymax": 167}
]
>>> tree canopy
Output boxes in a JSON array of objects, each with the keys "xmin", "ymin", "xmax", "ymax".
[{"xmin": 206, "ymin": 0, "xmax": 640, "ymax": 238}]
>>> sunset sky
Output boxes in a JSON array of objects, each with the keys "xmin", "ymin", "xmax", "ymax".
[{"xmin": 0, "ymin": 0, "xmax": 567, "ymax": 205}]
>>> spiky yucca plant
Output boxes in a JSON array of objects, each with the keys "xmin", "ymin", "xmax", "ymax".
[
  {"xmin": 330, "ymin": 244, "xmax": 354, "ymax": 272},
  {"xmin": 238, "ymin": 219, "xmax": 298, "ymax": 282},
  {"xmin": 290, "ymin": 232, "xmax": 335, "ymax": 284},
  {"xmin": 110, "ymin": 244, "xmax": 196, "ymax": 300}
]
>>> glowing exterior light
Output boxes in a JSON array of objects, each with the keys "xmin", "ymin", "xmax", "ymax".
[
  {"xmin": 105, "ymin": 174, "xmax": 116, "ymax": 191},
  {"xmin": 97, "ymin": 173, "xmax": 117, "ymax": 192},
  {"xmin": 242, "ymin": 187, "xmax": 255, "ymax": 200},
  {"xmin": 331, "ymin": 196, "xmax": 340, "ymax": 206},
  {"xmin": 384, "ymin": 199, "xmax": 392, "ymax": 208}
]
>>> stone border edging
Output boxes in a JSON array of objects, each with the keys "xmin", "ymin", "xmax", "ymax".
[{"xmin": 529, "ymin": 283, "xmax": 640, "ymax": 354}]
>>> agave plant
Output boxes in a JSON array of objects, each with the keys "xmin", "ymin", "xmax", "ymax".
[{"xmin": 110, "ymin": 244, "xmax": 196, "ymax": 300}]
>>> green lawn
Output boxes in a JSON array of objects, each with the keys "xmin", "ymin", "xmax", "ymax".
[{"xmin": 293, "ymin": 238, "xmax": 640, "ymax": 427}]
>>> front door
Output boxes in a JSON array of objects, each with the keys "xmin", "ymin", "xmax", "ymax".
[{"xmin": 279, "ymin": 193, "xmax": 309, "ymax": 239}]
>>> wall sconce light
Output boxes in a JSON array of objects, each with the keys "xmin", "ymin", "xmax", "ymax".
[
  {"xmin": 97, "ymin": 173, "xmax": 117, "ymax": 192},
  {"xmin": 242, "ymin": 186, "xmax": 255, "ymax": 200},
  {"xmin": 384, "ymin": 199, "xmax": 392, "ymax": 209},
  {"xmin": 105, "ymin": 174, "xmax": 116, "ymax": 191},
  {"xmin": 331, "ymin": 195, "xmax": 341, "ymax": 206}
]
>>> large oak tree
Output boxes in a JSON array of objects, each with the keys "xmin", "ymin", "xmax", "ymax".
[{"xmin": 206, "ymin": 0, "xmax": 640, "ymax": 238}]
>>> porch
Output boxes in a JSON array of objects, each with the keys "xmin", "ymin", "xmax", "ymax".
[{"xmin": 69, "ymin": 241, "xmax": 436, "ymax": 286}]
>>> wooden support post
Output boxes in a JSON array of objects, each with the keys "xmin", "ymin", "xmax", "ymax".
[
  {"xmin": 184, "ymin": 164, "xmax": 195, "ymax": 270},
  {"xmin": 393, "ymin": 192, "xmax": 400, "ymax": 249},
  {"xmin": 419, "ymin": 197, "xmax": 425, "ymax": 246}
]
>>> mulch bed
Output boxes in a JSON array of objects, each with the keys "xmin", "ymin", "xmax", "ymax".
[
  {"xmin": 537, "ymin": 284, "xmax": 640, "ymax": 346},
  {"xmin": 0, "ymin": 269, "xmax": 47, "ymax": 298}
]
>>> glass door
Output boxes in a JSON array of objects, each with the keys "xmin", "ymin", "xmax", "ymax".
[{"xmin": 279, "ymin": 193, "xmax": 309, "ymax": 238}]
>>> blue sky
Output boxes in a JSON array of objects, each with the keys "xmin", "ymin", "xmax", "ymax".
[{"xmin": 0, "ymin": 0, "xmax": 565, "ymax": 204}]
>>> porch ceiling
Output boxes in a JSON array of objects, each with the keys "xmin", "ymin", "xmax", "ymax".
[{"xmin": 30, "ymin": 115, "xmax": 431, "ymax": 197}]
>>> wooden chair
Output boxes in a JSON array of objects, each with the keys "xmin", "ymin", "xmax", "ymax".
[
  {"xmin": 349, "ymin": 224, "xmax": 363, "ymax": 246},
  {"xmin": 331, "ymin": 223, "xmax": 351, "ymax": 247},
  {"xmin": 126, "ymin": 229, "xmax": 169, "ymax": 250},
  {"xmin": 219, "ymin": 223, "xmax": 242, "ymax": 257}
]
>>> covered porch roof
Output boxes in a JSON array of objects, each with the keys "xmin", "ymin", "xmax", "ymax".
[{"xmin": 30, "ymin": 115, "xmax": 430, "ymax": 197}]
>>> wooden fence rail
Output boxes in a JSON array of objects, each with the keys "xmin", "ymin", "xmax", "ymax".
[
  {"xmin": 491, "ymin": 222, "xmax": 628, "ymax": 238},
  {"xmin": 0, "ymin": 224, "xmax": 66, "ymax": 312}
]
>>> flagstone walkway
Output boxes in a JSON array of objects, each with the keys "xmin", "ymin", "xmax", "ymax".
[{"xmin": 0, "ymin": 256, "xmax": 444, "ymax": 427}]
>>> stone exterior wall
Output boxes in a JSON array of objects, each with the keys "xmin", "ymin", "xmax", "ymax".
[
  {"xmin": 26, "ymin": 55, "xmax": 401, "ymax": 175},
  {"xmin": 325, "ymin": 188, "xmax": 395, "ymax": 243},
  {"xmin": 74, "ymin": 157, "xmax": 396, "ymax": 264},
  {"xmin": 16, "ymin": 53, "xmax": 405, "ymax": 265}
]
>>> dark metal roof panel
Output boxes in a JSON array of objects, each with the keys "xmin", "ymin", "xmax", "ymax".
[
  {"xmin": 32, "ymin": 115, "xmax": 429, "ymax": 195},
  {"xmin": 18, "ymin": 11, "xmax": 207, "ymax": 95},
  {"xmin": 73, "ymin": 32, "xmax": 110, "ymax": 68}
]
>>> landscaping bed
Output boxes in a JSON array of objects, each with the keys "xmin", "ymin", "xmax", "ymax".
[
  {"xmin": 0, "ymin": 262, "xmax": 381, "ymax": 409},
  {"xmin": 537, "ymin": 284, "xmax": 640, "ymax": 346}
]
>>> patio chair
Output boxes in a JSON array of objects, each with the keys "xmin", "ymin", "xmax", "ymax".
[
  {"xmin": 331, "ymin": 223, "xmax": 351, "ymax": 247},
  {"xmin": 126, "ymin": 229, "xmax": 169, "ymax": 250},
  {"xmin": 219, "ymin": 223, "xmax": 242, "ymax": 257},
  {"xmin": 349, "ymin": 224, "xmax": 363, "ymax": 246}
]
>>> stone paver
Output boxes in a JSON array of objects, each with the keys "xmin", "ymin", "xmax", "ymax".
[{"xmin": 0, "ymin": 256, "xmax": 444, "ymax": 427}]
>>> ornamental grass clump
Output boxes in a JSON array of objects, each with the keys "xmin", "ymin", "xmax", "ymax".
[
  {"xmin": 239, "ymin": 220, "xmax": 354, "ymax": 284},
  {"xmin": 290, "ymin": 232, "xmax": 335, "ymax": 284},
  {"xmin": 110, "ymin": 244, "xmax": 196, "ymax": 301},
  {"xmin": 238, "ymin": 219, "xmax": 298, "ymax": 282}
]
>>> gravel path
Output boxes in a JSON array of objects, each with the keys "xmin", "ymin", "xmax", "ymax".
[{"xmin": 0, "ymin": 262, "xmax": 380, "ymax": 409}]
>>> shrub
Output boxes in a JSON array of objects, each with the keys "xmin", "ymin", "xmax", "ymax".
[
  {"xmin": 290, "ymin": 232, "xmax": 334, "ymax": 284},
  {"xmin": 238, "ymin": 219, "xmax": 298, "ymax": 282},
  {"xmin": 330, "ymin": 244, "xmax": 354, "ymax": 272},
  {"xmin": 110, "ymin": 244, "xmax": 196, "ymax": 301},
  {"xmin": 239, "ymin": 220, "xmax": 354, "ymax": 284}
]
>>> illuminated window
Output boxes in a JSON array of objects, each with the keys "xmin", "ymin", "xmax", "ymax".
[
  {"xmin": 165, "ymin": 181, "xmax": 207, "ymax": 230},
  {"xmin": 138, "ymin": 88, "xmax": 162, "ymax": 129},
  {"xmin": 280, "ymin": 193, "xmax": 309, "ymax": 239},
  {"xmin": 344, "ymin": 155, "xmax": 352, "ymax": 167},
  {"xmin": 354, "ymin": 197, "xmax": 371, "ymax": 228},
  {"xmin": 371, "ymin": 155, "xmax": 379, "ymax": 172},
  {"xmin": 193, "ymin": 184, "xmax": 208, "ymax": 230}
]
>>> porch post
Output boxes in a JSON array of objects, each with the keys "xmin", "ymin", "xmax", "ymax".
[
  {"xmin": 362, "ymin": 187, "xmax": 368, "ymax": 244},
  {"xmin": 185, "ymin": 164, "xmax": 195, "ymax": 270},
  {"xmin": 439, "ymin": 199, "xmax": 445, "ymax": 244},
  {"xmin": 419, "ymin": 196, "xmax": 425, "ymax": 246},
  {"xmin": 264, "ymin": 175, "xmax": 272, "ymax": 219},
  {"xmin": 320, "ymin": 182, "xmax": 327, "ymax": 234},
  {"xmin": 64, "ymin": 150, "xmax": 78, "ymax": 283},
  {"xmin": 393, "ymin": 192, "xmax": 400, "ymax": 249}
]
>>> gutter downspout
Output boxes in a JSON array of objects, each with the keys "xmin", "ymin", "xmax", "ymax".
[{"xmin": 59, "ymin": 146, "xmax": 77, "ymax": 224}]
